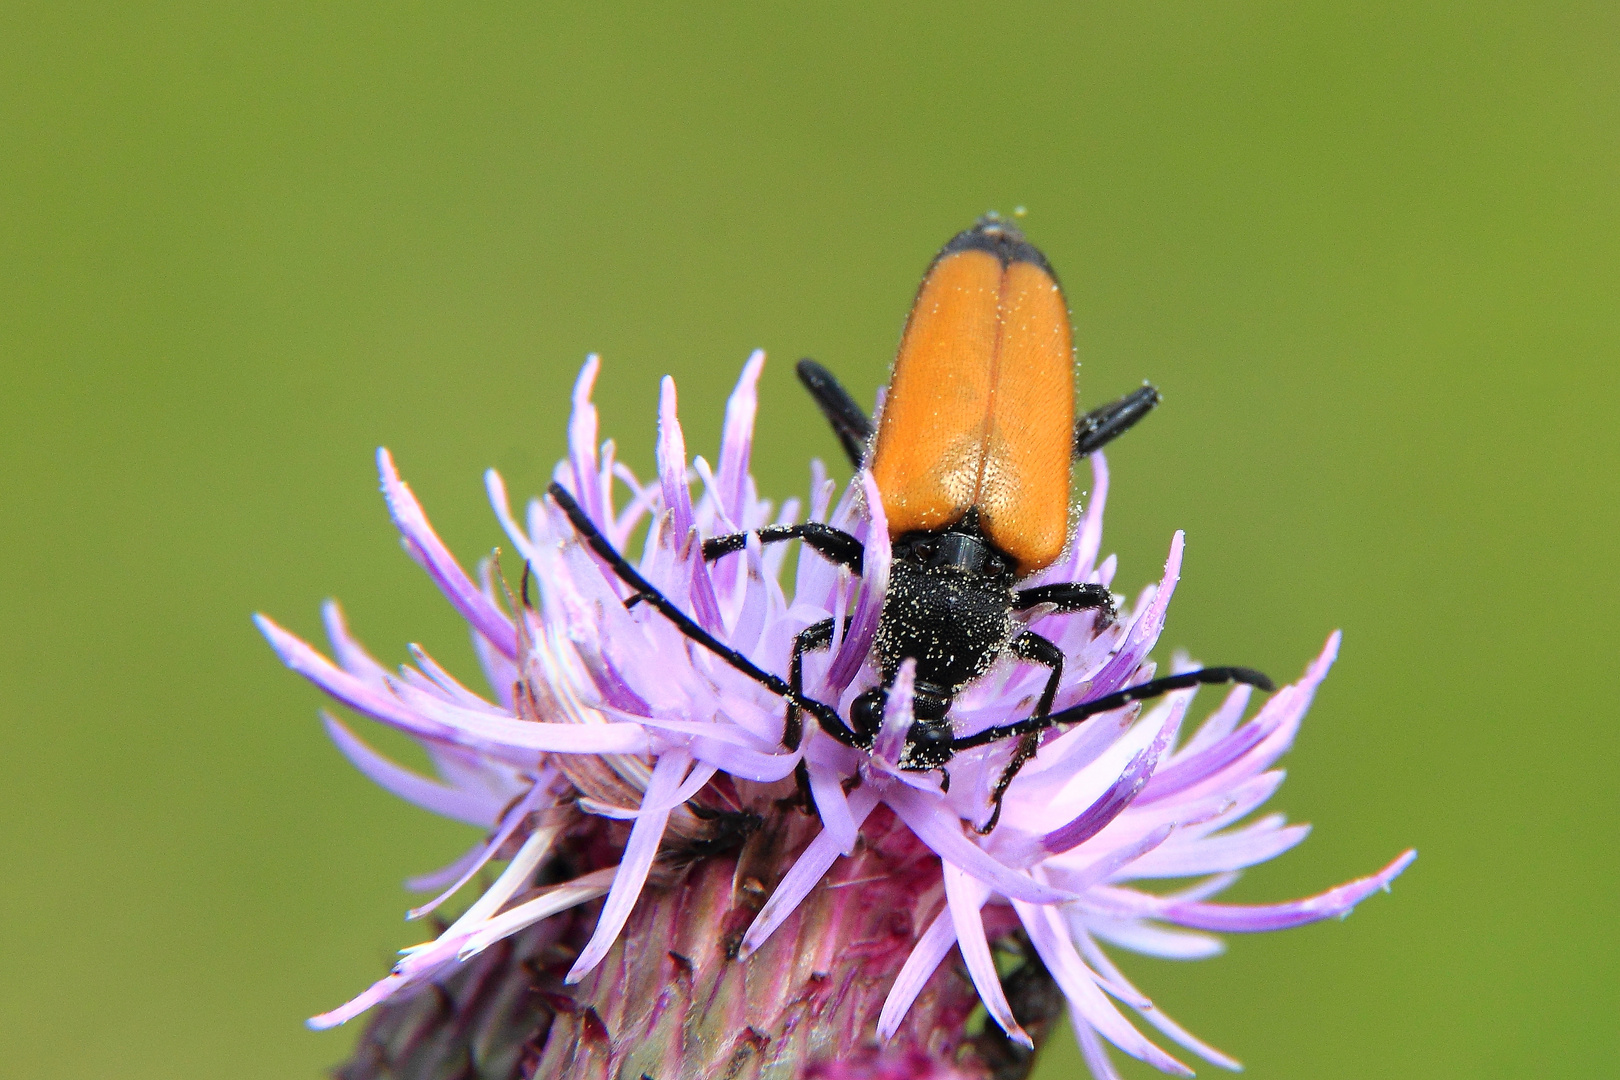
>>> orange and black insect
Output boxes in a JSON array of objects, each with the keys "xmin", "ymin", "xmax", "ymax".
[{"xmin": 549, "ymin": 217, "xmax": 1270, "ymax": 828}]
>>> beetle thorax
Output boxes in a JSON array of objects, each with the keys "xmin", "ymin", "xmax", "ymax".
[{"xmin": 875, "ymin": 523, "xmax": 1018, "ymax": 699}]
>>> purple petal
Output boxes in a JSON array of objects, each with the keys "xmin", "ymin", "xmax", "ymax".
[
  {"xmin": 690, "ymin": 737, "xmax": 799, "ymax": 783},
  {"xmin": 458, "ymin": 866, "xmax": 618, "ymax": 960},
  {"xmin": 404, "ymin": 841, "xmax": 486, "ymax": 893},
  {"xmin": 1125, "ymin": 821, "xmax": 1311, "ymax": 879},
  {"xmin": 407, "ymin": 783, "xmax": 550, "ymax": 920},
  {"xmin": 944, "ymin": 864, "xmax": 1032, "ymax": 1048},
  {"xmin": 692, "ymin": 454, "xmax": 739, "ymax": 534},
  {"xmin": 1083, "ymin": 915, "xmax": 1224, "ymax": 960},
  {"xmin": 258, "ymin": 614, "xmax": 649, "ymax": 757},
  {"xmin": 739, "ymin": 785, "xmax": 881, "ymax": 957},
  {"xmin": 1016, "ymin": 899, "xmax": 1194, "ymax": 1077},
  {"xmin": 884, "ymin": 785, "xmax": 1074, "ymax": 905},
  {"xmin": 447, "ymin": 819, "xmax": 563, "ymax": 930},
  {"xmin": 1096, "ymin": 849, "xmax": 1416, "ymax": 932},
  {"xmin": 377, "ymin": 448, "xmax": 518, "ymax": 660},
  {"xmin": 657, "ymin": 376, "xmax": 695, "ymax": 540},
  {"xmin": 1055, "ymin": 824, "xmax": 1176, "ymax": 895},
  {"xmin": 1075, "ymin": 1022, "xmax": 1126, "ymax": 1080},
  {"xmin": 1140, "ymin": 632, "xmax": 1340, "ymax": 806},
  {"xmin": 568, "ymin": 355, "xmax": 605, "ymax": 520},
  {"xmin": 998, "ymin": 706, "xmax": 1142, "ymax": 812},
  {"xmin": 872, "ymin": 658, "xmax": 916, "ymax": 764},
  {"xmin": 686, "ymin": 544, "xmax": 726, "ymax": 637},
  {"xmin": 1075, "ymin": 531, "xmax": 1183, "ymax": 703},
  {"xmin": 826, "ymin": 473, "xmax": 889, "ymax": 693},
  {"xmin": 320, "ymin": 601, "xmax": 390, "ymax": 683},
  {"xmin": 1135, "ymin": 712, "xmax": 1276, "ymax": 806},
  {"xmin": 795, "ymin": 468, "xmax": 845, "ymax": 606},
  {"xmin": 1172, "ymin": 682, "xmax": 1253, "ymax": 761},
  {"xmin": 566, "ymin": 750, "xmax": 692, "ymax": 982},
  {"xmin": 1040, "ymin": 706, "xmax": 1181, "ymax": 855},
  {"xmin": 717, "ymin": 350, "xmax": 765, "ymax": 524},
  {"xmin": 308, "ymin": 970, "xmax": 413, "ymax": 1030},
  {"xmin": 808, "ymin": 762, "xmax": 861, "ymax": 855},
  {"xmin": 1072, "ymin": 452, "xmax": 1110, "ymax": 581},
  {"xmin": 580, "ymin": 761, "xmax": 717, "ymax": 819},
  {"xmin": 723, "ymin": 534, "xmax": 770, "ymax": 655},
  {"xmin": 1106, "ymin": 771, "xmax": 1289, "ymax": 858},
  {"xmin": 407, "ymin": 642, "xmax": 504, "ymax": 712},
  {"xmin": 876, "ymin": 902, "xmax": 958, "ymax": 1041},
  {"xmin": 321, "ymin": 713, "xmax": 499, "ymax": 828},
  {"xmin": 1076, "ymin": 931, "xmax": 1243, "ymax": 1071}
]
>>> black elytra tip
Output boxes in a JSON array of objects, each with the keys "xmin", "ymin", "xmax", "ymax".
[{"xmin": 936, "ymin": 213, "xmax": 1058, "ymax": 279}]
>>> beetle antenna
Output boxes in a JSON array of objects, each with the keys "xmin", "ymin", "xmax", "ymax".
[
  {"xmin": 546, "ymin": 482, "xmax": 864, "ymax": 749},
  {"xmin": 951, "ymin": 666, "xmax": 1274, "ymax": 752}
]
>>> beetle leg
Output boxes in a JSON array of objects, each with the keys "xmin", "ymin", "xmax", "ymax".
[
  {"xmin": 628, "ymin": 522, "xmax": 862, "ymax": 610},
  {"xmin": 796, "ymin": 357, "xmax": 872, "ymax": 467},
  {"xmin": 1014, "ymin": 581, "xmax": 1116, "ymax": 621},
  {"xmin": 1009, "ymin": 631, "xmax": 1065, "ymax": 719},
  {"xmin": 701, "ymin": 522, "xmax": 864, "ymax": 573},
  {"xmin": 975, "ymin": 631, "xmax": 1065, "ymax": 834},
  {"xmin": 787, "ymin": 617, "xmax": 844, "ymax": 750},
  {"xmin": 1073, "ymin": 384, "xmax": 1161, "ymax": 458},
  {"xmin": 977, "ymin": 733, "xmax": 1038, "ymax": 835}
]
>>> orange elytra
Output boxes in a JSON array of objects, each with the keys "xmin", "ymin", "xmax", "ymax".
[{"xmin": 869, "ymin": 221, "xmax": 1076, "ymax": 576}]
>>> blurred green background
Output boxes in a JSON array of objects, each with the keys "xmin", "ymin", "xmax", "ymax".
[{"xmin": 3, "ymin": 3, "xmax": 1615, "ymax": 1077}]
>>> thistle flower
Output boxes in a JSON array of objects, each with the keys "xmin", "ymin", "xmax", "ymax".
[{"xmin": 259, "ymin": 352, "xmax": 1413, "ymax": 1079}]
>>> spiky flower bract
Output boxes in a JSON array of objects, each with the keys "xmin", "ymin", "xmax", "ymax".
[{"xmin": 260, "ymin": 353, "xmax": 1412, "ymax": 1079}]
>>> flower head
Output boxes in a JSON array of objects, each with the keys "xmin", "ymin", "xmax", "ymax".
[{"xmin": 260, "ymin": 352, "xmax": 1413, "ymax": 1078}]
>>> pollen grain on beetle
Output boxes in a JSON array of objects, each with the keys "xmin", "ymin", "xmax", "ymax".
[{"xmin": 259, "ymin": 352, "xmax": 1413, "ymax": 1080}]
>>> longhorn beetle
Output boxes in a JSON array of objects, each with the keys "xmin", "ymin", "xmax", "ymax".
[{"xmin": 549, "ymin": 216, "xmax": 1271, "ymax": 831}]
